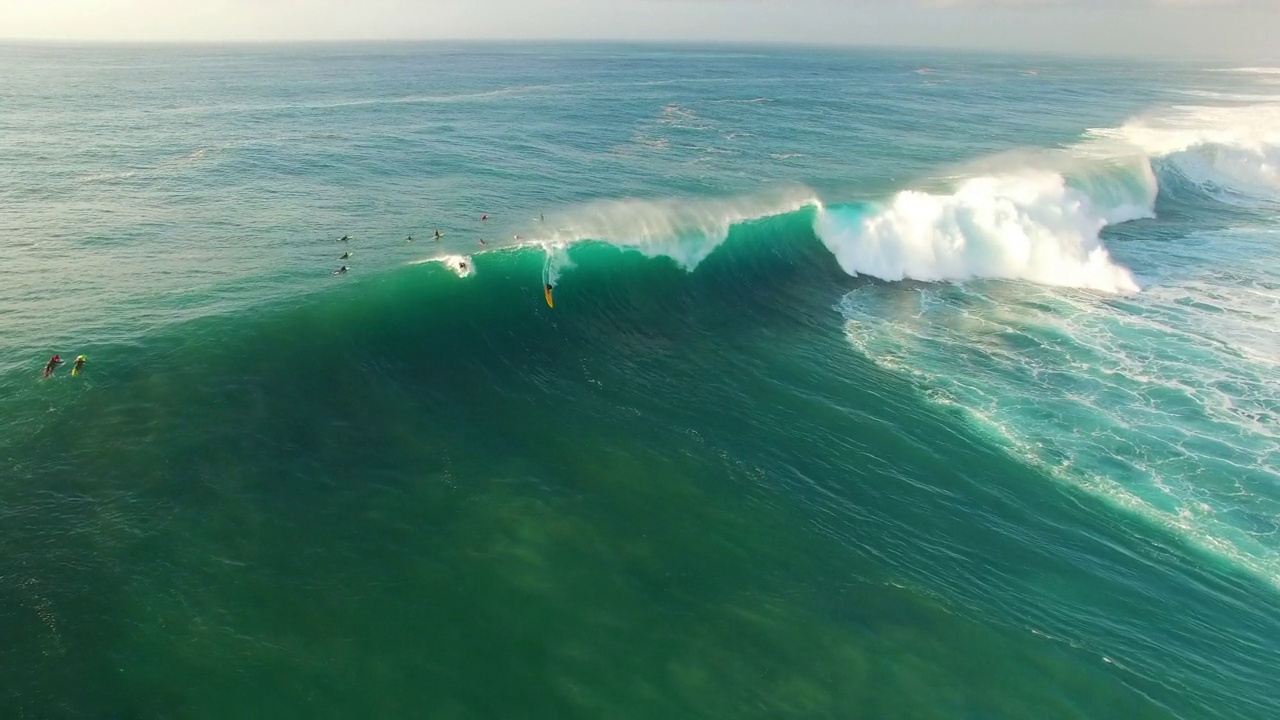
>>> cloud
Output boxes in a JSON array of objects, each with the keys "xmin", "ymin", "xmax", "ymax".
[{"xmin": 0, "ymin": 0, "xmax": 1277, "ymax": 59}]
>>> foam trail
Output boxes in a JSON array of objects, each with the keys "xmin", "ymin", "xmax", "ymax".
[
  {"xmin": 813, "ymin": 167, "xmax": 1154, "ymax": 294},
  {"xmin": 542, "ymin": 243, "xmax": 574, "ymax": 287},
  {"xmin": 407, "ymin": 254, "xmax": 475, "ymax": 277},
  {"xmin": 537, "ymin": 188, "xmax": 821, "ymax": 270},
  {"xmin": 444, "ymin": 255, "xmax": 474, "ymax": 278}
]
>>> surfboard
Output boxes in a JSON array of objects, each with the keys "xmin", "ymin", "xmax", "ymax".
[{"xmin": 541, "ymin": 257, "xmax": 554, "ymax": 308}]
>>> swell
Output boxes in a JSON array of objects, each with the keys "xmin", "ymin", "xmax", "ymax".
[{"xmin": 6, "ymin": 120, "xmax": 1280, "ymax": 720}]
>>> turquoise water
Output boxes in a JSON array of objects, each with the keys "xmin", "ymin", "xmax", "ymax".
[{"xmin": 3, "ymin": 43, "xmax": 1279, "ymax": 718}]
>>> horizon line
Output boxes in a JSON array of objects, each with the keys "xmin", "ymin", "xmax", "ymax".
[{"xmin": 0, "ymin": 37, "xmax": 1230, "ymax": 64}]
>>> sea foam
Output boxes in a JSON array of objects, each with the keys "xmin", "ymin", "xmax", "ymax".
[
  {"xmin": 1088, "ymin": 102, "xmax": 1280, "ymax": 200},
  {"xmin": 813, "ymin": 168, "xmax": 1153, "ymax": 294}
]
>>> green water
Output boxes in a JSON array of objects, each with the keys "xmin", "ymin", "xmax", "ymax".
[{"xmin": 4, "ymin": 43, "xmax": 1280, "ymax": 719}]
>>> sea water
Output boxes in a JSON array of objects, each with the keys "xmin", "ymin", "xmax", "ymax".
[{"xmin": 1, "ymin": 43, "xmax": 1278, "ymax": 719}]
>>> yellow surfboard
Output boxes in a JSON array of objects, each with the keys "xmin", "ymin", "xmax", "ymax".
[{"xmin": 544, "ymin": 285, "xmax": 554, "ymax": 308}]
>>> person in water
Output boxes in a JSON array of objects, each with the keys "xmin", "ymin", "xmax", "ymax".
[
  {"xmin": 340, "ymin": 251, "xmax": 352, "ymax": 259},
  {"xmin": 433, "ymin": 230, "xmax": 442, "ymax": 240},
  {"xmin": 333, "ymin": 265, "xmax": 349, "ymax": 275},
  {"xmin": 71, "ymin": 355, "xmax": 87, "ymax": 377},
  {"xmin": 481, "ymin": 214, "xmax": 488, "ymax": 221},
  {"xmin": 42, "ymin": 354, "xmax": 63, "ymax": 378},
  {"xmin": 406, "ymin": 235, "xmax": 414, "ymax": 243},
  {"xmin": 478, "ymin": 238, "xmax": 487, "ymax": 246},
  {"xmin": 340, "ymin": 235, "xmax": 350, "ymax": 242}
]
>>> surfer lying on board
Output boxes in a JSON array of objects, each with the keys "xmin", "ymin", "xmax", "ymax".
[
  {"xmin": 42, "ymin": 354, "xmax": 63, "ymax": 378},
  {"xmin": 340, "ymin": 235, "xmax": 351, "ymax": 242},
  {"xmin": 71, "ymin": 355, "xmax": 86, "ymax": 377}
]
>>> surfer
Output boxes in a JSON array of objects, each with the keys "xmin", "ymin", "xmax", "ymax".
[
  {"xmin": 481, "ymin": 214, "xmax": 488, "ymax": 221},
  {"xmin": 333, "ymin": 265, "xmax": 349, "ymax": 275},
  {"xmin": 42, "ymin": 354, "xmax": 63, "ymax": 378},
  {"xmin": 433, "ymin": 230, "xmax": 442, "ymax": 240},
  {"xmin": 544, "ymin": 284, "xmax": 554, "ymax": 308},
  {"xmin": 406, "ymin": 235, "xmax": 413, "ymax": 243},
  {"xmin": 459, "ymin": 261, "xmax": 468, "ymax": 271},
  {"xmin": 340, "ymin": 235, "xmax": 351, "ymax": 242},
  {"xmin": 340, "ymin": 251, "xmax": 352, "ymax": 259},
  {"xmin": 71, "ymin": 355, "xmax": 86, "ymax": 377},
  {"xmin": 478, "ymin": 238, "xmax": 487, "ymax": 246}
]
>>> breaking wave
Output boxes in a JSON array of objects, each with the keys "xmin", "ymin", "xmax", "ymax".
[
  {"xmin": 510, "ymin": 99, "xmax": 1276, "ymax": 297},
  {"xmin": 812, "ymin": 164, "xmax": 1154, "ymax": 294}
]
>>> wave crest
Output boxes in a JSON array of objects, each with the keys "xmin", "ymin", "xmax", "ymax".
[
  {"xmin": 517, "ymin": 100, "xmax": 1280, "ymax": 295},
  {"xmin": 812, "ymin": 166, "xmax": 1153, "ymax": 294},
  {"xmin": 1089, "ymin": 103, "xmax": 1280, "ymax": 201},
  {"xmin": 533, "ymin": 189, "xmax": 821, "ymax": 270}
]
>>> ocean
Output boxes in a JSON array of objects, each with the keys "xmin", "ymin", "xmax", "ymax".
[{"xmin": 2, "ymin": 42, "xmax": 1278, "ymax": 719}]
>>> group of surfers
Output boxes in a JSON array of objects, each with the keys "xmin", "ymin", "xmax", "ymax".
[
  {"xmin": 40, "ymin": 216, "xmax": 559, "ymax": 377},
  {"xmin": 332, "ymin": 225, "xmax": 455, "ymax": 276},
  {"xmin": 331, "ymin": 214, "xmax": 554, "ymax": 303}
]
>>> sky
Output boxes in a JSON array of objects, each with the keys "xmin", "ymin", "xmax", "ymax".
[{"xmin": 2, "ymin": 0, "xmax": 1278, "ymax": 59}]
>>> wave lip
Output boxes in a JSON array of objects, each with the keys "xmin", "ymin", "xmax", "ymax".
[
  {"xmin": 813, "ymin": 167, "xmax": 1153, "ymax": 294},
  {"xmin": 532, "ymin": 187, "xmax": 822, "ymax": 270},
  {"xmin": 1088, "ymin": 103, "xmax": 1280, "ymax": 202}
]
